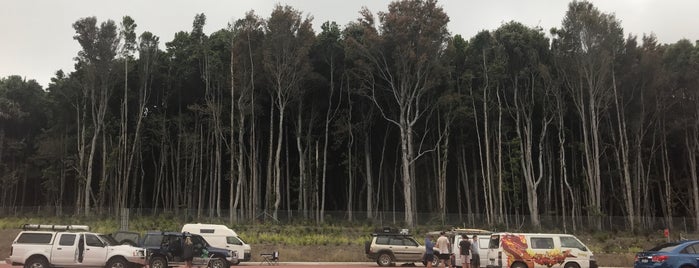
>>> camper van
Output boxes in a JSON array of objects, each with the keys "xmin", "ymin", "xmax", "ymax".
[
  {"xmin": 485, "ymin": 233, "xmax": 597, "ymax": 268},
  {"xmin": 181, "ymin": 223, "xmax": 251, "ymax": 265},
  {"xmin": 451, "ymin": 229, "xmax": 492, "ymax": 268}
]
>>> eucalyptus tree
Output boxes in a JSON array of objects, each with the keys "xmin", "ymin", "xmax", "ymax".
[
  {"xmin": 493, "ymin": 22, "xmax": 552, "ymax": 228},
  {"xmin": 263, "ymin": 4, "xmax": 315, "ymax": 219},
  {"xmin": 346, "ymin": 0, "xmax": 450, "ymax": 226},
  {"xmin": 552, "ymin": 1, "xmax": 624, "ymax": 228},
  {"xmin": 309, "ymin": 21, "xmax": 344, "ymax": 221},
  {"xmin": 230, "ymin": 10, "xmax": 265, "ymax": 221},
  {"xmin": 72, "ymin": 17, "xmax": 120, "ymax": 216},
  {"xmin": 111, "ymin": 15, "xmax": 137, "ymax": 213},
  {"xmin": 661, "ymin": 39, "xmax": 699, "ymax": 229}
]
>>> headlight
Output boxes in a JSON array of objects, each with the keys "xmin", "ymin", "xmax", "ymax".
[{"xmin": 133, "ymin": 249, "xmax": 145, "ymax": 257}]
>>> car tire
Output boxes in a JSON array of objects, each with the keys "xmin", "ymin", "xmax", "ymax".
[
  {"xmin": 208, "ymin": 257, "xmax": 227, "ymax": 268},
  {"xmin": 511, "ymin": 262, "xmax": 527, "ymax": 268},
  {"xmin": 564, "ymin": 262, "xmax": 580, "ymax": 268},
  {"xmin": 377, "ymin": 253, "xmax": 394, "ymax": 267},
  {"xmin": 149, "ymin": 256, "xmax": 168, "ymax": 268},
  {"xmin": 107, "ymin": 257, "xmax": 128, "ymax": 268},
  {"xmin": 24, "ymin": 256, "xmax": 49, "ymax": 268}
]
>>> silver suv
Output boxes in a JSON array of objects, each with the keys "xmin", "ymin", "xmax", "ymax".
[{"xmin": 365, "ymin": 229, "xmax": 439, "ymax": 267}]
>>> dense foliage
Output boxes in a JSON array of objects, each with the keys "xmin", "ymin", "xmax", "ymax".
[{"xmin": 1, "ymin": 0, "xmax": 698, "ymax": 231}]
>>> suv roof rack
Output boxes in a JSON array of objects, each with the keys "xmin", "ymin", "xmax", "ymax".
[{"xmin": 21, "ymin": 224, "xmax": 90, "ymax": 231}]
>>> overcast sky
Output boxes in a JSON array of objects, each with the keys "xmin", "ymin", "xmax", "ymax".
[{"xmin": 2, "ymin": 0, "xmax": 698, "ymax": 88}]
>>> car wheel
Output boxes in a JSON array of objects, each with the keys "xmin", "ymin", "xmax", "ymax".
[
  {"xmin": 511, "ymin": 262, "xmax": 527, "ymax": 268},
  {"xmin": 564, "ymin": 262, "xmax": 580, "ymax": 268},
  {"xmin": 24, "ymin": 257, "xmax": 49, "ymax": 268},
  {"xmin": 377, "ymin": 253, "xmax": 394, "ymax": 267},
  {"xmin": 149, "ymin": 256, "xmax": 167, "ymax": 268},
  {"xmin": 107, "ymin": 257, "xmax": 128, "ymax": 268},
  {"xmin": 208, "ymin": 257, "xmax": 226, "ymax": 268}
]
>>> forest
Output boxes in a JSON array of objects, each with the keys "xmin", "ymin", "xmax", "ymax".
[{"xmin": 0, "ymin": 0, "xmax": 698, "ymax": 231}]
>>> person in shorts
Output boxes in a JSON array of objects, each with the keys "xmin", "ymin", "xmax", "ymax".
[
  {"xmin": 435, "ymin": 231, "xmax": 452, "ymax": 268},
  {"xmin": 458, "ymin": 234, "xmax": 471, "ymax": 268},
  {"xmin": 424, "ymin": 235, "xmax": 435, "ymax": 268}
]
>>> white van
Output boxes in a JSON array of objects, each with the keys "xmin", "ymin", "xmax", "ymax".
[
  {"xmin": 485, "ymin": 233, "xmax": 597, "ymax": 268},
  {"xmin": 181, "ymin": 223, "xmax": 251, "ymax": 265},
  {"xmin": 450, "ymin": 229, "xmax": 492, "ymax": 268}
]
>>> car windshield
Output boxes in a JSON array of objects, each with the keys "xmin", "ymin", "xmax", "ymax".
[
  {"xmin": 648, "ymin": 242, "xmax": 682, "ymax": 252},
  {"xmin": 100, "ymin": 234, "xmax": 118, "ymax": 246}
]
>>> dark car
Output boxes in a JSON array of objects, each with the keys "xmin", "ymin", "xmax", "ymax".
[
  {"xmin": 141, "ymin": 231, "xmax": 235, "ymax": 268},
  {"xmin": 634, "ymin": 240, "xmax": 699, "ymax": 268}
]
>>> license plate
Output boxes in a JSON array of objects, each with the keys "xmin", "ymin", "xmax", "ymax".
[{"xmin": 641, "ymin": 259, "xmax": 649, "ymax": 263}]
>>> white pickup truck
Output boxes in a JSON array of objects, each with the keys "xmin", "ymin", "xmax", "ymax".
[{"xmin": 6, "ymin": 224, "xmax": 146, "ymax": 268}]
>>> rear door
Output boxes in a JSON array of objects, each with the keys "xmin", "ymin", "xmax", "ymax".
[
  {"xmin": 388, "ymin": 236, "xmax": 418, "ymax": 261},
  {"xmin": 50, "ymin": 233, "xmax": 78, "ymax": 266}
]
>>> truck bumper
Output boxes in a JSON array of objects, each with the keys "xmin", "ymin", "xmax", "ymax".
[{"xmin": 125, "ymin": 256, "xmax": 147, "ymax": 266}]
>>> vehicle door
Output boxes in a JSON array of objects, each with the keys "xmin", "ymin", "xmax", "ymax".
[
  {"xmin": 678, "ymin": 242, "xmax": 699, "ymax": 267},
  {"xmin": 388, "ymin": 236, "xmax": 415, "ymax": 261},
  {"xmin": 529, "ymin": 237, "xmax": 556, "ymax": 268},
  {"xmin": 560, "ymin": 236, "xmax": 591, "ymax": 268},
  {"xmin": 225, "ymin": 236, "xmax": 244, "ymax": 260},
  {"xmin": 190, "ymin": 235, "xmax": 209, "ymax": 259},
  {"xmin": 50, "ymin": 233, "xmax": 78, "ymax": 266},
  {"xmin": 81, "ymin": 233, "xmax": 108, "ymax": 266},
  {"xmin": 477, "ymin": 237, "xmax": 490, "ymax": 268}
]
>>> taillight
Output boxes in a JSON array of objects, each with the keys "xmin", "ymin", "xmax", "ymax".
[
  {"xmin": 651, "ymin": 255, "xmax": 668, "ymax": 263},
  {"xmin": 633, "ymin": 255, "xmax": 638, "ymax": 262}
]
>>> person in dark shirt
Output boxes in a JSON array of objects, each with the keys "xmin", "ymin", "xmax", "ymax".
[
  {"xmin": 458, "ymin": 234, "xmax": 472, "ymax": 268},
  {"xmin": 183, "ymin": 236, "xmax": 194, "ymax": 268},
  {"xmin": 424, "ymin": 235, "xmax": 435, "ymax": 268}
]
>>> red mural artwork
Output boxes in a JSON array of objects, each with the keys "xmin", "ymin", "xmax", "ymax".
[{"xmin": 500, "ymin": 234, "xmax": 576, "ymax": 268}]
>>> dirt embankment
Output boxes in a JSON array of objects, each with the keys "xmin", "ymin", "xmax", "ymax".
[{"xmin": 0, "ymin": 229, "xmax": 631, "ymax": 267}]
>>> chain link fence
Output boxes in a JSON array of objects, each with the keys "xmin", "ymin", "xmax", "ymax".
[{"xmin": 0, "ymin": 206, "xmax": 695, "ymax": 234}]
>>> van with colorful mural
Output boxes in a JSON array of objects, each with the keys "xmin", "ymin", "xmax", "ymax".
[{"xmin": 485, "ymin": 233, "xmax": 598, "ymax": 268}]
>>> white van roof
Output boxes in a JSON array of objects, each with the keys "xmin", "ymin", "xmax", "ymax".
[{"xmin": 182, "ymin": 223, "xmax": 238, "ymax": 236}]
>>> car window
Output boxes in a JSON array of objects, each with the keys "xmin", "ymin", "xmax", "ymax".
[
  {"xmin": 405, "ymin": 238, "xmax": 418, "ymax": 247},
  {"xmin": 192, "ymin": 235, "xmax": 208, "ymax": 247},
  {"xmin": 143, "ymin": 234, "xmax": 163, "ymax": 247},
  {"xmin": 59, "ymin": 234, "xmax": 76, "ymax": 246},
  {"xmin": 376, "ymin": 236, "xmax": 389, "ymax": 245},
  {"xmin": 226, "ymin": 236, "xmax": 243, "ymax": 245},
  {"xmin": 530, "ymin": 238, "xmax": 554, "ymax": 249},
  {"xmin": 649, "ymin": 242, "xmax": 682, "ymax": 252},
  {"xmin": 681, "ymin": 243, "xmax": 699, "ymax": 254},
  {"xmin": 488, "ymin": 235, "xmax": 500, "ymax": 249},
  {"xmin": 560, "ymin": 236, "xmax": 586, "ymax": 250},
  {"xmin": 390, "ymin": 237, "xmax": 406, "ymax": 246},
  {"xmin": 17, "ymin": 233, "xmax": 53, "ymax": 244},
  {"xmin": 479, "ymin": 238, "xmax": 489, "ymax": 249},
  {"xmin": 85, "ymin": 234, "xmax": 104, "ymax": 247}
]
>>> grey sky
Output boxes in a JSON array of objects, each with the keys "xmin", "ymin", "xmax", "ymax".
[{"xmin": 1, "ymin": 0, "xmax": 698, "ymax": 88}]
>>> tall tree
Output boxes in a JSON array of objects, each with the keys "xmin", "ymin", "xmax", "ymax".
[
  {"xmin": 347, "ymin": 0, "xmax": 450, "ymax": 226},
  {"xmin": 73, "ymin": 17, "xmax": 120, "ymax": 216},
  {"xmin": 263, "ymin": 4, "xmax": 315, "ymax": 219},
  {"xmin": 552, "ymin": 1, "xmax": 623, "ymax": 228}
]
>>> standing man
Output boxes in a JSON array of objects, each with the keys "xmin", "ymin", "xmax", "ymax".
[
  {"xmin": 458, "ymin": 234, "xmax": 471, "ymax": 268},
  {"xmin": 436, "ymin": 231, "xmax": 452, "ymax": 268},
  {"xmin": 471, "ymin": 235, "xmax": 480, "ymax": 268},
  {"xmin": 424, "ymin": 235, "xmax": 435, "ymax": 268}
]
